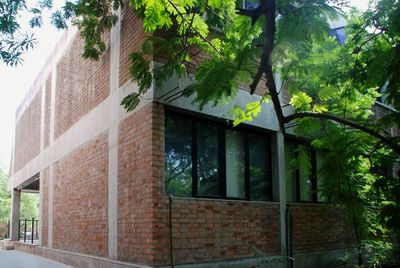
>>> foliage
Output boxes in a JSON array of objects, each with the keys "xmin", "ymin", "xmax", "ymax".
[
  {"xmin": 0, "ymin": 0, "xmax": 36, "ymax": 65},
  {"xmin": 0, "ymin": 163, "xmax": 10, "ymax": 221},
  {"xmin": 1, "ymin": 0, "xmax": 400, "ymax": 265},
  {"xmin": 0, "ymin": 165, "xmax": 10, "ymax": 239},
  {"xmin": 19, "ymin": 193, "xmax": 39, "ymax": 220},
  {"xmin": 0, "ymin": 163, "xmax": 39, "ymax": 239}
]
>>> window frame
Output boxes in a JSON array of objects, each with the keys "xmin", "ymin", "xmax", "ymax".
[
  {"xmin": 165, "ymin": 107, "xmax": 273, "ymax": 201},
  {"xmin": 285, "ymin": 136, "xmax": 318, "ymax": 203}
]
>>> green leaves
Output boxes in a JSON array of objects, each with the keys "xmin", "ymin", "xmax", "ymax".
[
  {"xmin": 290, "ymin": 92, "xmax": 313, "ymax": 111},
  {"xmin": 231, "ymin": 96, "xmax": 268, "ymax": 126},
  {"xmin": 121, "ymin": 52, "xmax": 153, "ymax": 112},
  {"xmin": 207, "ymin": 0, "xmax": 221, "ymax": 9}
]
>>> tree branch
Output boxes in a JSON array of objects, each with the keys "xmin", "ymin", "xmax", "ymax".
[
  {"xmin": 255, "ymin": 0, "xmax": 287, "ymax": 132},
  {"xmin": 284, "ymin": 111, "xmax": 400, "ymax": 154}
]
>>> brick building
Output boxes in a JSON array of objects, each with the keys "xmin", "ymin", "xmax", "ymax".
[{"xmin": 8, "ymin": 6, "xmax": 388, "ymax": 268}]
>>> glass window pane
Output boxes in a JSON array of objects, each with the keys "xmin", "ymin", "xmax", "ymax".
[
  {"xmin": 298, "ymin": 145, "xmax": 313, "ymax": 202},
  {"xmin": 197, "ymin": 123, "xmax": 221, "ymax": 197},
  {"xmin": 285, "ymin": 141, "xmax": 297, "ymax": 202},
  {"xmin": 165, "ymin": 114, "xmax": 192, "ymax": 197},
  {"xmin": 317, "ymin": 152, "xmax": 327, "ymax": 202},
  {"xmin": 225, "ymin": 130, "xmax": 245, "ymax": 198},
  {"xmin": 249, "ymin": 134, "xmax": 270, "ymax": 201}
]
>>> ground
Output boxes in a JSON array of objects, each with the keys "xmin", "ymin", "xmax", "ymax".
[{"xmin": 0, "ymin": 248, "xmax": 71, "ymax": 268}]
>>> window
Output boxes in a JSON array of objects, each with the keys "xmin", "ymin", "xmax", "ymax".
[
  {"xmin": 285, "ymin": 139, "xmax": 317, "ymax": 203},
  {"xmin": 329, "ymin": 26, "xmax": 346, "ymax": 45},
  {"xmin": 165, "ymin": 111, "xmax": 272, "ymax": 201}
]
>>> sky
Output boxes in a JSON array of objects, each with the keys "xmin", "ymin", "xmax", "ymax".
[{"xmin": 0, "ymin": 0, "xmax": 370, "ymax": 170}]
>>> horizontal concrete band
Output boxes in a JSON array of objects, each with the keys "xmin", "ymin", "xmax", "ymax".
[
  {"xmin": 13, "ymin": 242, "xmax": 351, "ymax": 268},
  {"xmin": 14, "ymin": 243, "xmax": 150, "ymax": 268},
  {"xmin": 10, "ymin": 80, "xmax": 154, "ymax": 190}
]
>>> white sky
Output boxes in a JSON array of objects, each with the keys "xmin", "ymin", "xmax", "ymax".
[{"xmin": 0, "ymin": 0, "xmax": 370, "ymax": 170}]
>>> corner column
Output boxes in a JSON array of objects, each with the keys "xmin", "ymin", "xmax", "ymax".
[
  {"xmin": 107, "ymin": 6, "xmax": 121, "ymax": 259},
  {"xmin": 10, "ymin": 189, "xmax": 21, "ymax": 241},
  {"xmin": 276, "ymin": 131, "xmax": 287, "ymax": 256}
]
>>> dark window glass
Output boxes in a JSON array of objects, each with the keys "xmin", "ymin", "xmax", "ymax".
[
  {"xmin": 164, "ymin": 111, "xmax": 272, "ymax": 201},
  {"xmin": 225, "ymin": 130, "xmax": 246, "ymax": 198},
  {"xmin": 316, "ymin": 152, "xmax": 328, "ymax": 202},
  {"xmin": 165, "ymin": 114, "xmax": 192, "ymax": 197},
  {"xmin": 249, "ymin": 133, "xmax": 270, "ymax": 201},
  {"xmin": 197, "ymin": 123, "xmax": 221, "ymax": 197},
  {"xmin": 298, "ymin": 145, "xmax": 313, "ymax": 202},
  {"xmin": 285, "ymin": 140, "xmax": 316, "ymax": 203},
  {"xmin": 285, "ymin": 142, "xmax": 297, "ymax": 202}
]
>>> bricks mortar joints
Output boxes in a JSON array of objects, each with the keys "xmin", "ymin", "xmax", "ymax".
[{"xmin": 15, "ymin": 26, "xmax": 78, "ymax": 124}]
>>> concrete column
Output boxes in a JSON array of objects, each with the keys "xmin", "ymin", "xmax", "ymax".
[
  {"xmin": 38, "ymin": 176, "xmax": 44, "ymax": 245},
  {"xmin": 276, "ymin": 132, "xmax": 287, "ymax": 256},
  {"xmin": 38, "ymin": 83, "xmax": 46, "ymax": 245},
  {"xmin": 48, "ymin": 57, "xmax": 57, "ymax": 249},
  {"xmin": 107, "ymin": 7, "xmax": 121, "ymax": 259},
  {"xmin": 10, "ymin": 189, "xmax": 21, "ymax": 241}
]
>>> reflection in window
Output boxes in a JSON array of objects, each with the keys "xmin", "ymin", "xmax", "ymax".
[
  {"xmin": 298, "ymin": 146, "xmax": 313, "ymax": 202},
  {"xmin": 226, "ymin": 130, "xmax": 245, "ymax": 198},
  {"xmin": 285, "ymin": 140, "xmax": 316, "ymax": 203},
  {"xmin": 197, "ymin": 124, "xmax": 221, "ymax": 197},
  {"xmin": 165, "ymin": 114, "xmax": 192, "ymax": 196},
  {"xmin": 164, "ymin": 111, "xmax": 272, "ymax": 201},
  {"xmin": 249, "ymin": 134, "xmax": 271, "ymax": 201},
  {"xmin": 316, "ymin": 152, "xmax": 328, "ymax": 202},
  {"xmin": 285, "ymin": 142, "xmax": 297, "ymax": 202}
]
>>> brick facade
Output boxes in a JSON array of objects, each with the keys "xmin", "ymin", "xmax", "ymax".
[
  {"xmin": 55, "ymin": 34, "xmax": 110, "ymax": 139},
  {"xmin": 52, "ymin": 132, "xmax": 108, "ymax": 257},
  {"xmin": 119, "ymin": 5, "xmax": 146, "ymax": 87},
  {"xmin": 44, "ymin": 74, "xmax": 52, "ymax": 149},
  {"xmin": 14, "ymin": 90, "xmax": 41, "ymax": 173},
  {"xmin": 168, "ymin": 199, "xmax": 280, "ymax": 265},
  {"xmin": 289, "ymin": 204, "xmax": 355, "ymax": 253},
  {"xmin": 117, "ymin": 102, "xmax": 164, "ymax": 265}
]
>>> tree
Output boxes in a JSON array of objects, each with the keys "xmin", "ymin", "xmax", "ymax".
[
  {"xmin": 0, "ymin": 163, "xmax": 39, "ymax": 238},
  {"xmin": 0, "ymin": 164, "xmax": 10, "ymax": 222}
]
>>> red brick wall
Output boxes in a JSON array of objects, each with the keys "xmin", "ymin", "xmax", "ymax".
[
  {"xmin": 14, "ymin": 90, "xmax": 42, "ymax": 172},
  {"xmin": 44, "ymin": 74, "xmax": 52, "ymax": 148},
  {"xmin": 119, "ymin": 5, "xmax": 146, "ymax": 87},
  {"xmin": 118, "ymin": 102, "xmax": 164, "ymax": 265},
  {"xmin": 117, "ymin": 103, "xmax": 280, "ymax": 266},
  {"xmin": 55, "ymin": 35, "xmax": 110, "ymax": 139},
  {"xmin": 53, "ymin": 132, "xmax": 108, "ymax": 257},
  {"xmin": 289, "ymin": 204, "xmax": 355, "ymax": 253},
  {"xmin": 166, "ymin": 199, "xmax": 281, "ymax": 265},
  {"xmin": 41, "ymin": 168, "xmax": 49, "ymax": 247}
]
